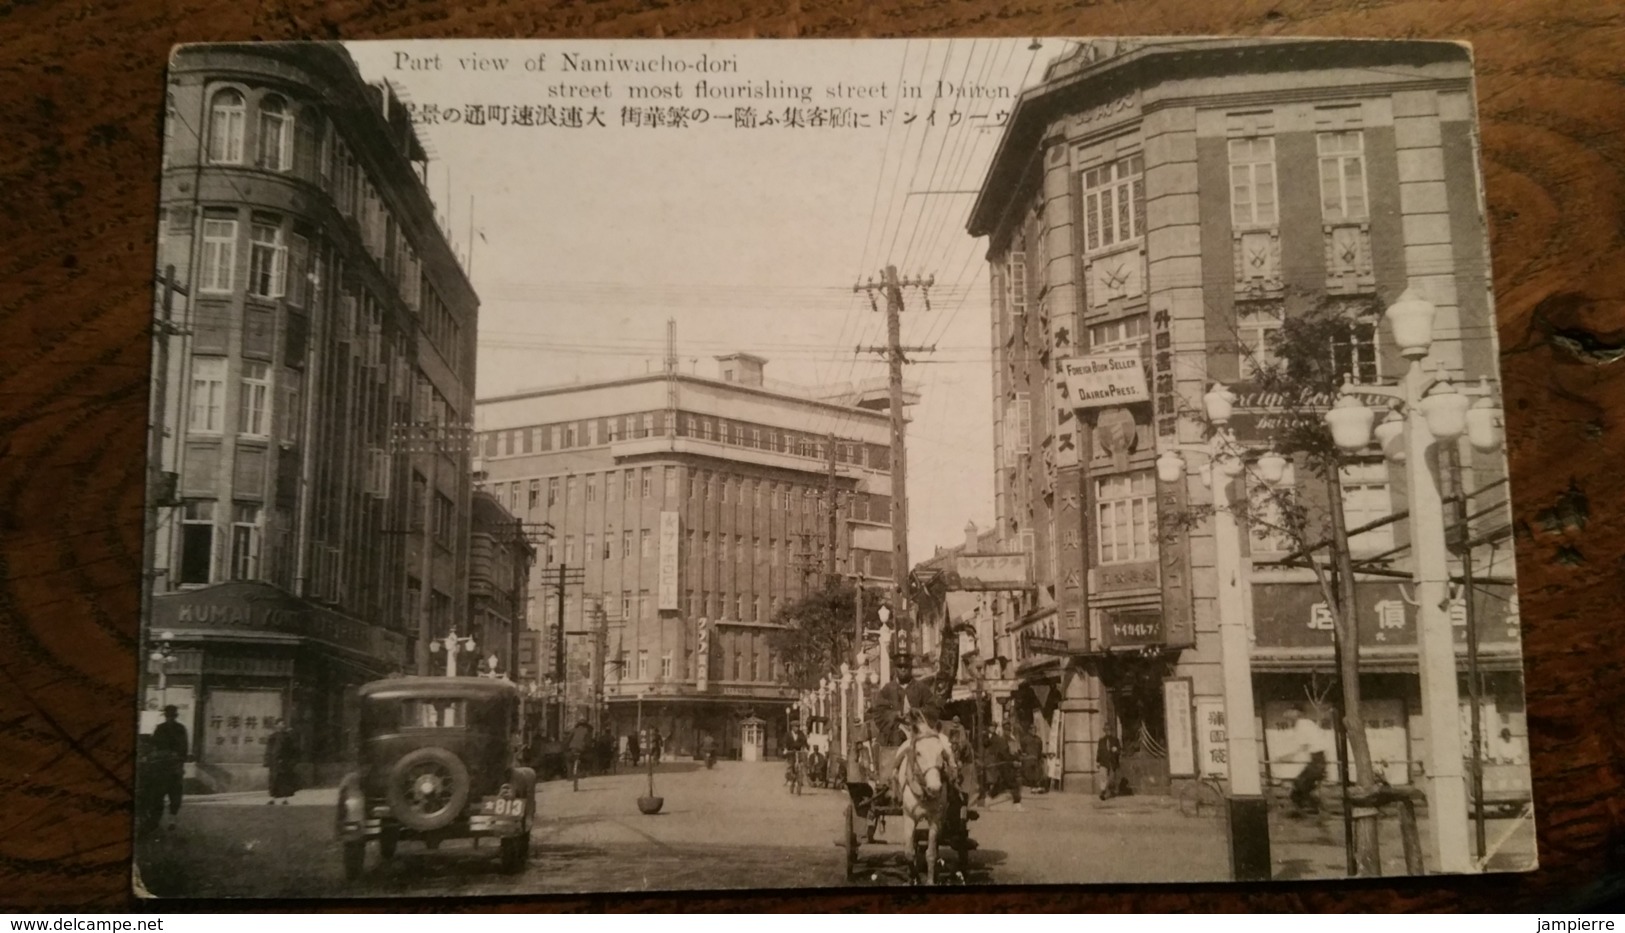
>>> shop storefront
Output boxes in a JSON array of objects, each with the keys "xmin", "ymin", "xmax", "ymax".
[
  {"xmin": 148, "ymin": 581, "xmax": 409, "ymax": 791},
  {"xmin": 1250, "ymin": 578, "xmax": 1526, "ymax": 791},
  {"xmin": 604, "ymin": 685, "xmax": 794, "ymax": 761}
]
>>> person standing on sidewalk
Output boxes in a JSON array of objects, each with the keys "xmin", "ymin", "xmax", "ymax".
[
  {"xmin": 264, "ymin": 720, "xmax": 300, "ymax": 805},
  {"xmin": 1096, "ymin": 729, "xmax": 1123, "ymax": 801},
  {"xmin": 151, "ymin": 705, "xmax": 189, "ymax": 829},
  {"xmin": 567, "ymin": 718, "xmax": 594, "ymax": 790}
]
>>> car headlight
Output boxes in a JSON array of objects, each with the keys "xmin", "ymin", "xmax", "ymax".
[{"xmin": 342, "ymin": 789, "xmax": 366, "ymax": 823}]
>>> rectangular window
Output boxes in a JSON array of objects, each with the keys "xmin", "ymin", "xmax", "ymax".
[
  {"xmin": 623, "ymin": 471, "xmax": 635, "ymax": 499},
  {"xmin": 188, "ymin": 357, "xmax": 226, "ymax": 433},
  {"xmin": 230, "ymin": 503, "xmax": 261, "ymax": 579},
  {"xmin": 1237, "ymin": 304, "xmax": 1285, "ymax": 377},
  {"xmin": 256, "ymin": 98, "xmax": 292, "ymax": 170},
  {"xmin": 1318, "ymin": 131, "xmax": 1368, "ymax": 222},
  {"xmin": 237, "ymin": 362, "xmax": 270, "ymax": 437},
  {"xmin": 528, "ymin": 480, "xmax": 540, "ymax": 509},
  {"xmin": 637, "ymin": 650, "xmax": 649, "ymax": 680},
  {"xmin": 1341, "ymin": 462, "xmax": 1395, "ymax": 553},
  {"xmin": 639, "ymin": 589, "xmax": 652, "ymax": 620},
  {"xmin": 1082, "ymin": 153, "xmax": 1146, "ymax": 251},
  {"xmin": 208, "ymin": 91, "xmax": 245, "ymax": 164},
  {"xmin": 278, "ymin": 370, "xmax": 302, "ymax": 440},
  {"xmin": 566, "ymin": 476, "xmax": 577, "ymax": 503},
  {"xmin": 1087, "ymin": 313, "xmax": 1149, "ymax": 352},
  {"xmin": 585, "ymin": 534, "xmax": 596, "ymax": 563},
  {"xmin": 640, "ymin": 529, "xmax": 652, "ymax": 558},
  {"xmin": 179, "ymin": 500, "xmax": 215, "ymax": 584},
  {"xmin": 664, "ymin": 466, "xmax": 677, "ymax": 498},
  {"xmin": 622, "ymin": 530, "xmax": 634, "ymax": 559},
  {"xmin": 641, "ymin": 468, "xmax": 652, "ymax": 498},
  {"xmin": 247, "ymin": 219, "xmax": 286, "ymax": 299},
  {"xmin": 660, "ymin": 653, "xmax": 672, "ymax": 680},
  {"xmin": 585, "ymin": 475, "xmax": 597, "ymax": 503},
  {"xmin": 547, "ymin": 478, "xmax": 558, "ymax": 506},
  {"xmin": 199, "ymin": 213, "xmax": 238, "ymax": 293},
  {"xmin": 1229, "ymin": 137, "xmax": 1278, "ymax": 227},
  {"xmin": 1331, "ymin": 317, "xmax": 1381, "ymax": 385},
  {"xmin": 1096, "ymin": 469, "xmax": 1156, "ymax": 565},
  {"xmin": 284, "ymin": 232, "xmax": 310, "ymax": 307},
  {"xmin": 1247, "ymin": 461, "xmax": 1297, "ymax": 553},
  {"xmin": 564, "ymin": 536, "xmax": 576, "ymax": 563}
]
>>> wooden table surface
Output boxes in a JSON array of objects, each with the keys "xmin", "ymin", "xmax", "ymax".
[{"xmin": 2, "ymin": 0, "xmax": 1623, "ymax": 913}]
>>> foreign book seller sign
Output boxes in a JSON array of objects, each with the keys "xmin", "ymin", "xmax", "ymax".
[{"xmin": 1061, "ymin": 351, "xmax": 1150, "ymax": 409}]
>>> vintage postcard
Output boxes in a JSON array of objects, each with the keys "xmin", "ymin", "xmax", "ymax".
[{"xmin": 134, "ymin": 37, "xmax": 1535, "ymax": 896}]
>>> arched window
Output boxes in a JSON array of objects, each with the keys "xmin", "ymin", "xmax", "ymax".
[
  {"xmin": 257, "ymin": 94, "xmax": 292, "ymax": 171},
  {"xmin": 207, "ymin": 88, "xmax": 245, "ymax": 164}
]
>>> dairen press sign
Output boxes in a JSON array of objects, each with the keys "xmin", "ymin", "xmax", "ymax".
[{"xmin": 1060, "ymin": 351, "xmax": 1150, "ymax": 409}]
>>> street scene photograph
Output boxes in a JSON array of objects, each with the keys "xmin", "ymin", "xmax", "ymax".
[{"xmin": 133, "ymin": 36, "xmax": 1536, "ymax": 897}]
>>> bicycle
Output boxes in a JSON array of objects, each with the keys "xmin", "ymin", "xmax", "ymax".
[
  {"xmin": 787, "ymin": 750, "xmax": 804, "ymax": 796},
  {"xmin": 1176, "ymin": 774, "xmax": 1227, "ymax": 818}
]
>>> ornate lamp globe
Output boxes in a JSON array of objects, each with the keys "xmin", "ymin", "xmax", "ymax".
[
  {"xmin": 1466, "ymin": 382, "xmax": 1504, "ymax": 453},
  {"xmin": 1420, "ymin": 378, "xmax": 1471, "ymax": 440},
  {"xmin": 1155, "ymin": 449, "xmax": 1185, "ymax": 484},
  {"xmin": 1384, "ymin": 289, "xmax": 1438, "ymax": 359},
  {"xmin": 1326, "ymin": 392, "xmax": 1376, "ymax": 451},
  {"xmin": 1374, "ymin": 409, "xmax": 1407, "ymax": 462},
  {"xmin": 1217, "ymin": 452, "xmax": 1245, "ymax": 478},
  {"xmin": 1256, "ymin": 450, "xmax": 1288, "ymax": 485},
  {"xmin": 1203, "ymin": 383, "xmax": 1236, "ymax": 425}
]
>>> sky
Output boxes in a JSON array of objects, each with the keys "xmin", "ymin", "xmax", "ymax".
[{"xmin": 346, "ymin": 38, "xmax": 1062, "ymax": 562}]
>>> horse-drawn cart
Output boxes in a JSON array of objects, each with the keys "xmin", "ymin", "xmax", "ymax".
[{"xmin": 841, "ymin": 723, "xmax": 976, "ymax": 885}]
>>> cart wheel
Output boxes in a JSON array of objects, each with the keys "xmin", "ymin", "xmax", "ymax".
[{"xmin": 842, "ymin": 804, "xmax": 860, "ymax": 882}]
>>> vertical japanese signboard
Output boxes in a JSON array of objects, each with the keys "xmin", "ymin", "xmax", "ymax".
[
  {"xmin": 1058, "ymin": 467, "xmax": 1089, "ymax": 651},
  {"xmin": 657, "ymin": 510, "xmax": 680, "ymax": 611},
  {"xmin": 1157, "ymin": 468, "xmax": 1196, "ymax": 649},
  {"xmin": 1163, "ymin": 677, "xmax": 1196, "ymax": 778},
  {"xmin": 1196, "ymin": 698, "xmax": 1229, "ymax": 779}
]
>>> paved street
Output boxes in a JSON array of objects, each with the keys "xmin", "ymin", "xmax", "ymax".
[{"xmin": 133, "ymin": 761, "xmax": 1534, "ymax": 897}]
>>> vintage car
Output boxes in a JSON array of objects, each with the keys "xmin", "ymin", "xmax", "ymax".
[{"xmin": 335, "ymin": 677, "xmax": 536, "ymax": 880}]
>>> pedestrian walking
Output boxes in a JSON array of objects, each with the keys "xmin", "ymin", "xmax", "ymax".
[
  {"xmin": 1283, "ymin": 706, "xmax": 1327, "ymax": 815},
  {"xmin": 1019, "ymin": 721, "xmax": 1045, "ymax": 791},
  {"xmin": 999, "ymin": 722, "xmax": 1024, "ymax": 809},
  {"xmin": 150, "ymin": 705, "xmax": 189, "ymax": 829},
  {"xmin": 628, "ymin": 731, "xmax": 641, "ymax": 767},
  {"xmin": 567, "ymin": 718, "xmax": 593, "ymax": 790},
  {"xmin": 264, "ymin": 720, "xmax": 300, "ymax": 805}
]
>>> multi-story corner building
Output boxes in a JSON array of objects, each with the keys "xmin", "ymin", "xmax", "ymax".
[
  {"xmin": 968, "ymin": 39, "xmax": 1522, "ymax": 797},
  {"xmin": 468, "ymin": 489, "xmax": 536, "ymax": 678},
  {"xmin": 474, "ymin": 354, "xmax": 905, "ymax": 759},
  {"xmin": 146, "ymin": 43, "xmax": 478, "ymax": 788}
]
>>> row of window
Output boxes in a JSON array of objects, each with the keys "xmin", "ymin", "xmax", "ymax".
[
  {"xmin": 549, "ymin": 530, "xmax": 806, "ymax": 579},
  {"xmin": 177, "ymin": 500, "xmax": 263, "ymax": 585},
  {"xmin": 1076, "ymin": 130, "xmax": 1370, "ymax": 256},
  {"xmin": 615, "ymin": 641, "xmax": 781, "ymax": 684},
  {"xmin": 491, "ymin": 469, "xmax": 878, "ymax": 522},
  {"xmin": 202, "ymin": 87, "xmax": 464, "ymax": 374},
  {"xmin": 482, "ymin": 413, "xmax": 885, "ymax": 469},
  {"xmin": 1092, "ymin": 461, "xmax": 1395, "ymax": 568},
  {"xmin": 188, "ymin": 357, "xmax": 302, "ymax": 440}
]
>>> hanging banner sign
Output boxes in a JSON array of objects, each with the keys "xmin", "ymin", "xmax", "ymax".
[
  {"xmin": 657, "ymin": 511, "xmax": 680, "ymax": 611},
  {"xmin": 1060, "ymin": 352, "xmax": 1150, "ymax": 409},
  {"xmin": 1196, "ymin": 698, "xmax": 1230, "ymax": 779},
  {"xmin": 1163, "ymin": 678, "xmax": 1196, "ymax": 778}
]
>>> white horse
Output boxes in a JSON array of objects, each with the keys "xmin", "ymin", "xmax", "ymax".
[{"xmin": 888, "ymin": 723, "xmax": 959, "ymax": 884}]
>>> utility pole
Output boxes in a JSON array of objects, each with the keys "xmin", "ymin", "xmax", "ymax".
[
  {"xmin": 389, "ymin": 420, "xmax": 473, "ymax": 675},
  {"xmin": 855, "ymin": 265, "xmax": 934, "ymax": 636},
  {"xmin": 142, "ymin": 265, "xmax": 188, "ymax": 642},
  {"xmin": 545, "ymin": 563, "xmax": 585, "ymax": 738},
  {"xmin": 824, "ymin": 432, "xmax": 840, "ymax": 586}
]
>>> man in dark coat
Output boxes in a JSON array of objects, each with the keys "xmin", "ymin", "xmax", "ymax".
[
  {"xmin": 264, "ymin": 721, "xmax": 300, "ymax": 804},
  {"xmin": 150, "ymin": 705, "xmax": 189, "ymax": 828},
  {"xmin": 1097, "ymin": 730, "xmax": 1124, "ymax": 800},
  {"xmin": 868, "ymin": 651, "xmax": 940, "ymax": 745},
  {"xmin": 567, "ymin": 718, "xmax": 593, "ymax": 789}
]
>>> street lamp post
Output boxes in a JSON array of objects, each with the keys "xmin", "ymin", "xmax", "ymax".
[
  {"xmin": 1325, "ymin": 289, "xmax": 1502, "ymax": 875},
  {"xmin": 428, "ymin": 632, "xmax": 477, "ymax": 678},
  {"xmin": 147, "ymin": 629, "xmax": 177, "ymax": 711},
  {"xmin": 1156, "ymin": 383, "xmax": 1277, "ymax": 882},
  {"xmin": 839, "ymin": 663, "xmax": 853, "ymax": 764},
  {"xmin": 877, "ymin": 608, "xmax": 894, "ymax": 684}
]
